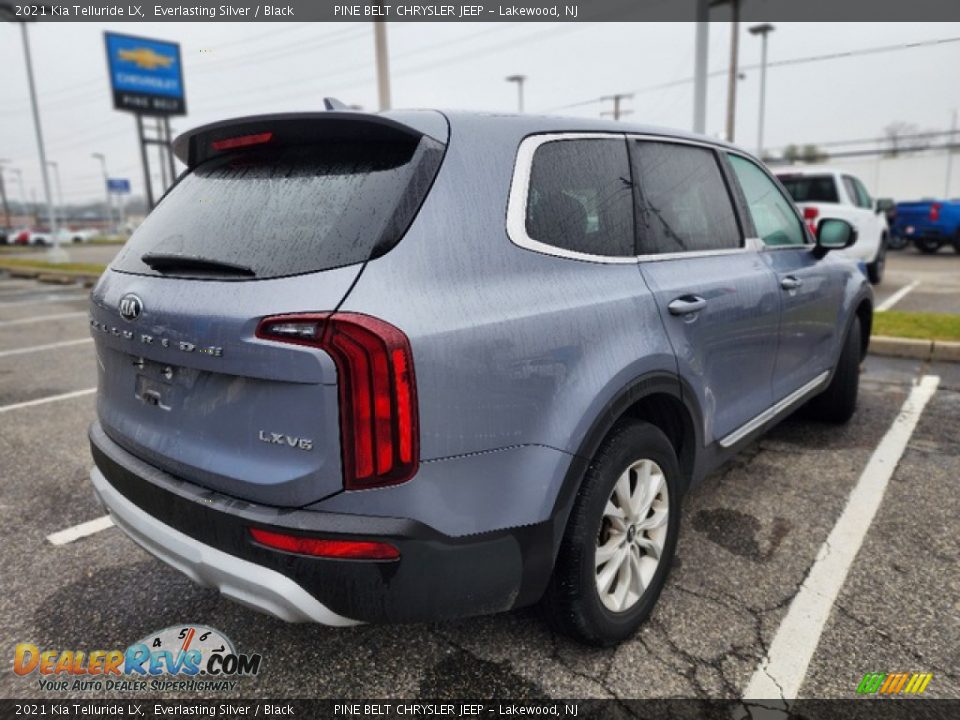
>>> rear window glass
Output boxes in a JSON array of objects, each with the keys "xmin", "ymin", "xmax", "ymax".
[
  {"xmin": 778, "ymin": 175, "xmax": 839, "ymax": 203},
  {"xmin": 112, "ymin": 139, "xmax": 440, "ymax": 279}
]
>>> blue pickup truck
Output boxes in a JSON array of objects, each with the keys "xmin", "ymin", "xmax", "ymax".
[{"xmin": 892, "ymin": 199, "xmax": 960, "ymax": 253}]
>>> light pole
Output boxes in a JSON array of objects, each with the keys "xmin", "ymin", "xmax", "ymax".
[
  {"xmin": 373, "ymin": 21, "xmax": 391, "ymax": 111},
  {"xmin": 0, "ymin": 160, "xmax": 10, "ymax": 230},
  {"xmin": 693, "ymin": 0, "xmax": 709, "ymax": 134},
  {"xmin": 0, "ymin": 3, "xmax": 66, "ymax": 261},
  {"xmin": 46, "ymin": 160, "xmax": 64, "ymax": 230},
  {"xmin": 506, "ymin": 74, "xmax": 526, "ymax": 113},
  {"xmin": 749, "ymin": 23, "xmax": 775, "ymax": 158},
  {"xmin": 92, "ymin": 152, "xmax": 114, "ymax": 234}
]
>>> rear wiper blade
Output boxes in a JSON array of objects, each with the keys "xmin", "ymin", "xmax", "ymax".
[{"xmin": 141, "ymin": 252, "xmax": 256, "ymax": 277}]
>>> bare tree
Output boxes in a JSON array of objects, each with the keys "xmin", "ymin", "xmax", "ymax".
[{"xmin": 884, "ymin": 121, "xmax": 919, "ymax": 157}]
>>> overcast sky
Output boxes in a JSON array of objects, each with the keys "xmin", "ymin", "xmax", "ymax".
[{"xmin": 1, "ymin": 21, "xmax": 958, "ymax": 207}]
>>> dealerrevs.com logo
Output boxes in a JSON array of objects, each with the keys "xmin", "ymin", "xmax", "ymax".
[
  {"xmin": 856, "ymin": 672, "xmax": 933, "ymax": 696},
  {"xmin": 14, "ymin": 625, "xmax": 262, "ymax": 693}
]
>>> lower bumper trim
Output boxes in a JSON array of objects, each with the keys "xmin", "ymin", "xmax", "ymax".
[{"xmin": 91, "ymin": 466, "xmax": 359, "ymax": 627}]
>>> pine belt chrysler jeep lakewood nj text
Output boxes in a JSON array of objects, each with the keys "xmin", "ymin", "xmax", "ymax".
[{"xmin": 88, "ymin": 109, "xmax": 872, "ymax": 645}]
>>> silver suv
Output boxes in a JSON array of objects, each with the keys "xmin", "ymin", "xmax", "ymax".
[{"xmin": 88, "ymin": 110, "xmax": 872, "ymax": 645}]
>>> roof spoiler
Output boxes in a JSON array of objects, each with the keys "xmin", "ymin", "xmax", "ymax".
[{"xmin": 173, "ymin": 110, "xmax": 445, "ymax": 170}]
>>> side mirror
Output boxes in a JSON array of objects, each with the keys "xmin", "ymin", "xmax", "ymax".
[
  {"xmin": 875, "ymin": 197, "xmax": 895, "ymax": 214},
  {"xmin": 813, "ymin": 218, "xmax": 857, "ymax": 258}
]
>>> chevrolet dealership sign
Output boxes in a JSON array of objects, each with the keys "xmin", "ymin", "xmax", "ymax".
[{"xmin": 104, "ymin": 32, "xmax": 186, "ymax": 115}]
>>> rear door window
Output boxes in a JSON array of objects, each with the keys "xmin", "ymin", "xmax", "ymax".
[
  {"xmin": 112, "ymin": 138, "xmax": 441, "ymax": 279},
  {"xmin": 525, "ymin": 138, "xmax": 635, "ymax": 258},
  {"xmin": 778, "ymin": 175, "xmax": 839, "ymax": 203},
  {"xmin": 632, "ymin": 141, "xmax": 741, "ymax": 255}
]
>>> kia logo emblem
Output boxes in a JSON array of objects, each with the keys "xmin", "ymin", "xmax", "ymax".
[{"xmin": 119, "ymin": 294, "xmax": 143, "ymax": 322}]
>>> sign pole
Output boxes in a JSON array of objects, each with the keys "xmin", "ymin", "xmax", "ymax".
[
  {"xmin": 164, "ymin": 116, "xmax": 176, "ymax": 187},
  {"xmin": 136, "ymin": 113, "xmax": 154, "ymax": 211},
  {"xmin": 156, "ymin": 118, "xmax": 169, "ymax": 190}
]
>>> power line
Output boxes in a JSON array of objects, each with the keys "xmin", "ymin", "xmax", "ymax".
[{"xmin": 541, "ymin": 35, "xmax": 960, "ymax": 113}]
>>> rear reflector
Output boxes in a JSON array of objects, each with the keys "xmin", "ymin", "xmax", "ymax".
[
  {"xmin": 256, "ymin": 312, "xmax": 419, "ymax": 490},
  {"xmin": 211, "ymin": 132, "xmax": 273, "ymax": 152},
  {"xmin": 249, "ymin": 527, "xmax": 400, "ymax": 560}
]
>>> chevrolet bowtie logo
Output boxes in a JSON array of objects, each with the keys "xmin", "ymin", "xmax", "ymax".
[{"xmin": 118, "ymin": 47, "xmax": 175, "ymax": 71}]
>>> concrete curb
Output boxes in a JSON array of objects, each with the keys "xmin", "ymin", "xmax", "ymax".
[{"xmin": 869, "ymin": 335, "xmax": 960, "ymax": 363}]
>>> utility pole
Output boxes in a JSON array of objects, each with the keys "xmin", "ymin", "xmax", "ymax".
[
  {"xmin": 725, "ymin": 1, "xmax": 741, "ymax": 142},
  {"xmin": 601, "ymin": 94, "xmax": 633, "ymax": 121},
  {"xmin": 373, "ymin": 21, "xmax": 391, "ymax": 111},
  {"xmin": 506, "ymin": 74, "xmax": 526, "ymax": 113},
  {"xmin": 750, "ymin": 23, "xmax": 775, "ymax": 158},
  {"xmin": 946, "ymin": 109, "xmax": 958, "ymax": 198},
  {"xmin": 693, "ymin": 0, "xmax": 709, "ymax": 134}
]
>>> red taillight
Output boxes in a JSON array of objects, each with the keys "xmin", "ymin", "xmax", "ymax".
[
  {"xmin": 249, "ymin": 527, "xmax": 400, "ymax": 560},
  {"xmin": 210, "ymin": 132, "xmax": 273, "ymax": 152},
  {"xmin": 256, "ymin": 312, "xmax": 419, "ymax": 490},
  {"xmin": 930, "ymin": 203, "xmax": 941, "ymax": 222},
  {"xmin": 803, "ymin": 206, "xmax": 820, "ymax": 236}
]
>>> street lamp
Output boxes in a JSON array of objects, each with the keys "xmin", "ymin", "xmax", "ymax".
[
  {"xmin": 749, "ymin": 23, "xmax": 775, "ymax": 158},
  {"xmin": 0, "ymin": 2, "xmax": 67, "ymax": 261},
  {"xmin": 92, "ymin": 152, "xmax": 114, "ymax": 234},
  {"xmin": 46, "ymin": 161, "xmax": 64, "ymax": 244},
  {"xmin": 506, "ymin": 75, "xmax": 527, "ymax": 113},
  {"xmin": 0, "ymin": 160, "xmax": 11, "ymax": 230}
]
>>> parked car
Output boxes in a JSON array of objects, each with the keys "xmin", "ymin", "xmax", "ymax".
[
  {"xmin": 88, "ymin": 110, "xmax": 872, "ymax": 645},
  {"xmin": 892, "ymin": 199, "xmax": 960, "ymax": 254},
  {"xmin": 11, "ymin": 227, "xmax": 82, "ymax": 246},
  {"xmin": 776, "ymin": 166, "xmax": 890, "ymax": 284}
]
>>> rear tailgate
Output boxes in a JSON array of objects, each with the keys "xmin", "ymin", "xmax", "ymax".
[
  {"xmin": 895, "ymin": 201, "xmax": 937, "ymax": 236},
  {"xmin": 91, "ymin": 268, "xmax": 356, "ymax": 507},
  {"xmin": 92, "ymin": 111, "xmax": 446, "ymax": 507}
]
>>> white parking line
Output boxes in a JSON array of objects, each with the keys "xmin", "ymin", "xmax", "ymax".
[
  {"xmin": 0, "ymin": 387, "xmax": 96, "ymax": 414},
  {"xmin": 0, "ymin": 311, "xmax": 87, "ymax": 327},
  {"xmin": 875, "ymin": 280, "xmax": 919, "ymax": 312},
  {"xmin": 0, "ymin": 337, "xmax": 93, "ymax": 358},
  {"xmin": 0, "ymin": 294, "xmax": 88, "ymax": 308},
  {"xmin": 743, "ymin": 374, "xmax": 940, "ymax": 701},
  {"xmin": 47, "ymin": 515, "xmax": 114, "ymax": 546}
]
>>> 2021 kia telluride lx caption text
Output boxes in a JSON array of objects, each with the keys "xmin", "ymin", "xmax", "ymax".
[{"xmin": 89, "ymin": 108, "xmax": 872, "ymax": 645}]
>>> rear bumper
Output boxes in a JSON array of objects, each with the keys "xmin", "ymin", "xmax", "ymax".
[
  {"xmin": 89, "ymin": 421, "xmax": 554, "ymax": 624},
  {"xmin": 91, "ymin": 465, "xmax": 356, "ymax": 625}
]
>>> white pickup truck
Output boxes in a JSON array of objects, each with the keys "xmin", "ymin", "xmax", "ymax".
[{"xmin": 776, "ymin": 166, "xmax": 890, "ymax": 284}]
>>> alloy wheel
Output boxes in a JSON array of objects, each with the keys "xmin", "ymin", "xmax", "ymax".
[{"xmin": 594, "ymin": 458, "xmax": 669, "ymax": 613}]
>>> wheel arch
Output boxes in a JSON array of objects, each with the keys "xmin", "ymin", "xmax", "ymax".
[{"xmin": 547, "ymin": 371, "xmax": 703, "ymax": 563}]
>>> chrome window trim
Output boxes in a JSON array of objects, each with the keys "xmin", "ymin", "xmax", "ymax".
[
  {"xmin": 506, "ymin": 133, "xmax": 637, "ymax": 265},
  {"xmin": 718, "ymin": 370, "xmax": 830, "ymax": 448}
]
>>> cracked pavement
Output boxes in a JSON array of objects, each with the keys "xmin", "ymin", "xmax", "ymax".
[{"xmin": 0, "ymin": 275, "xmax": 958, "ymax": 701}]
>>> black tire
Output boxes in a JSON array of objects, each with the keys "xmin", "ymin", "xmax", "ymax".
[
  {"xmin": 867, "ymin": 236, "xmax": 886, "ymax": 285},
  {"xmin": 804, "ymin": 318, "xmax": 861, "ymax": 424},
  {"xmin": 915, "ymin": 237, "xmax": 942, "ymax": 254},
  {"xmin": 887, "ymin": 234, "xmax": 908, "ymax": 251},
  {"xmin": 544, "ymin": 419, "xmax": 681, "ymax": 646}
]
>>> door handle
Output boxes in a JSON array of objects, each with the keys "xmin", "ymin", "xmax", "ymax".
[
  {"xmin": 667, "ymin": 295, "xmax": 707, "ymax": 315},
  {"xmin": 781, "ymin": 276, "xmax": 803, "ymax": 290}
]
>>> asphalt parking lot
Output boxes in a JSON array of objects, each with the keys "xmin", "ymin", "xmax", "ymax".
[
  {"xmin": 873, "ymin": 247, "xmax": 960, "ymax": 314},
  {"xmin": 0, "ymin": 272, "xmax": 957, "ymax": 702}
]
